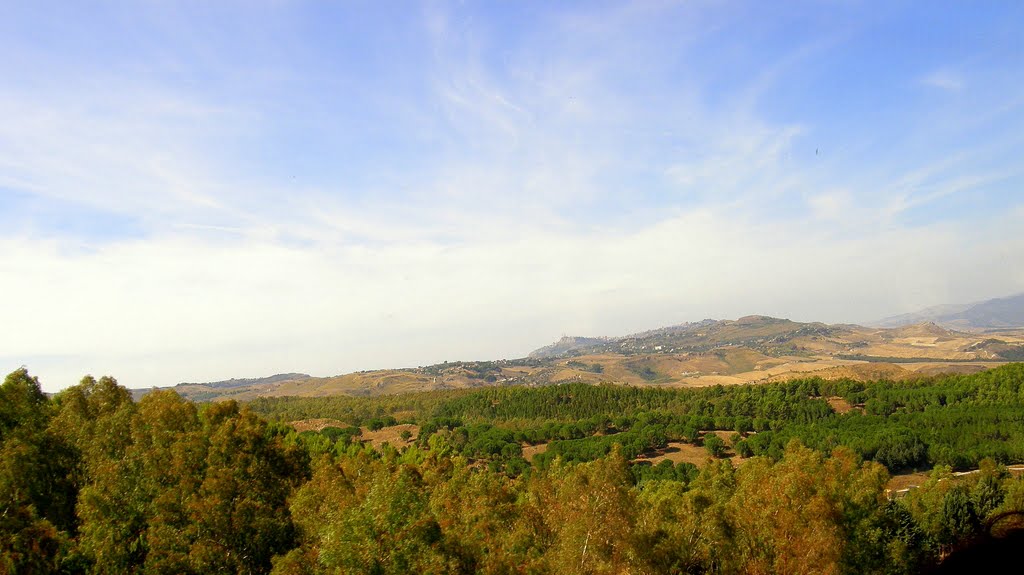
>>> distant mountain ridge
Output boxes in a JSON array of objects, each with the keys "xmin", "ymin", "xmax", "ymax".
[
  {"xmin": 131, "ymin": 312, "xmax": 1024, "ymax": 403},
  {"xmin": 175, "ymin": 373, "xmax": 311, "ymax": 389},
  {"xmin": 872, "ymin": 293, "xmax": 1024, "ymax": 330},
  {"xmin": 528, "ymin": 336, "xmax": 611, "ymax": 359},
  {"xmin": 529, "ymin": 316, "xmax": 834, "ymax": 359},
  {"xmin": 131, "ymin": 373, "xmax": 311, "ymax": 401}
]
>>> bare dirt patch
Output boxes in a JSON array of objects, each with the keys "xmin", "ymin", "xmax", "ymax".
[
  {"xmin": 359, "ymin": 424, "xmax": 419, "ymax": 449},
  {"xmin": 826, "ymin": 397, "xmax": 858, "ymax": 414},
  {"xmin": 886, "ymin": 465, "xmax": 1024, "ymax": 495},
  {"xmin": 289, "ymin": 418, "xmax": 350, "ymax": 432},
  {"xmin": 706, "ymin": 430, "xmax": 740, "ymax": 442},
  {"xmin": 886, "ymin": 471, "xmax": 932, "ymax": 493},
  {"xmin": 522, "ymin": 443, "xmax": 549, "ymax": 462},
  {"xmin": 635, "ymin": 441, "xmax": 750, "ymax": 468}
]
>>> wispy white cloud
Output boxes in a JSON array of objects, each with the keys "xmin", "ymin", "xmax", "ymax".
[
  {"xmin": 664, "ymin": 123, "xmax": 805, "ymax": 203},
  {"xmin": 885, "ymin": 170, "xmax": 1015, "ymax": 218},
  {"xmin": 2, "ymin": 1, "xmax": 1023, "ymax": 390},
  {"xmin": 921, "ymin": 69, "xmax": 964, "ymax": 92},
  {"xmin": 805, "ymin": 189, "xmax": 853, "ymax": 220},
  {"xmin": 5, "ymin": 202, "xmax": 1023, "ymax": 390},
  {"xmin": 0, "ymin": 88, "xmax": 246, "ymax": 229}
]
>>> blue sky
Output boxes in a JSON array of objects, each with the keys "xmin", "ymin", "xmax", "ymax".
[{"xmin": 2, "ymin": 1, "xmax": 1022, "ymax": 391}]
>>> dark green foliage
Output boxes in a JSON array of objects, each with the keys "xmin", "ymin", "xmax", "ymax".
[
  {"xmin": 972, "ymin": 473, "xmax": 1005, "ymax": 518},
  {"xmin": 836, "ymin": 354, "xmax": 1004, "ymax": 363},
  {"xmin": 630, "ymin": 365, "xmax": 660, "ymax": 381},
  {"xmin": 632, "ymin": 459, "xmax": 699, "ymax": 484},
  {"xmin": 940, "ymin": 485, "xmax": 980, "ymax": 546},
  {"xmin": 0, "ymin": 369, "xmax": 78, "ymax": 573},
  {"xmin": 565, "ymin": 360, "xmax": 604, "ymax": 373},
  {"xmin": 323, "ymin": 465, "xmax": 443, "ymax": 573},
  {"xmin": 0, "ymin": 501, "xmax": 61, "ymax": 575},
  {"xmin": 735, "ymin": 439, "xmax": 754, "ymax": 458},
  {"xmin": 252, "ymin": 363, "xmax": 1024, "ymax": 474},
  {"xmin": 998, "ymin": 345, "xmax": 1024, "ymax": 361},
  {"xmin": 4, "ymin": 364, "xmax": 1024, "ymax": 574},
  {"xmin": 0, "ymin": 368, "xmax": 50, "ymax": 439},
  {"xmin": 703, "ymin": 434, "xmax": 727, "ymax": 458},
  {"xmin": 727, "ymin": 364, "xmax": 1024, "ymax": 471},
  {"xmin": 0, "ymin": 372, "xmax": 311, "ymax": 575},
  {"xmin": 366, "ymin": 415, "xmax": 397, "ymax": 431},
  {"xmin": 317, "ymin": 425, "xmax": 362, "ymax": 447}
]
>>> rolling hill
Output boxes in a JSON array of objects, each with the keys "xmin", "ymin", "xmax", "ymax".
[{"xmin": 132, "ymin": 315, "xmax": 1024, "ymax": 402}]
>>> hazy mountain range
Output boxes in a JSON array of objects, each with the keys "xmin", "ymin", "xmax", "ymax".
[
  {"xmin": 129, "ymin": 294, "xmax": 1024, "ymax": 402},
  {"xmin": 870, "ymin": 293, "xmax": 1024, "ymax": 330}
]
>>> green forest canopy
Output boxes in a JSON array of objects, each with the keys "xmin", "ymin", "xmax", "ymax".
[{"xmin": 3, "ymin": 364, "xmax": 1024, "ymax": 573}]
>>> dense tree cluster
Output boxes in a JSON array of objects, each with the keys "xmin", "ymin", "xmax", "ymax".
[
  {"xmin": 743, "ymin": 364, "xmax": 1024, "ymax": 470},
  {"xmin": 4, "ymin": 364, "xmax": 1024, "ymax": 573},
  {"xmin": 258, "ymin": 440, "xmax": 1024, "ymax": 574},
  {"xmin": 0, "ymin": 369, "xmax": 307, "ymax": 574},
  {"xmin": 253, "ymin": 363, "xmax": 1024, "ymax": 473}
]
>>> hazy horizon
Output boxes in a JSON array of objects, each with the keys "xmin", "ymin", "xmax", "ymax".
[{"xmin": 2, "ymin": 2, "xmax": 1022, "ymax": 392}]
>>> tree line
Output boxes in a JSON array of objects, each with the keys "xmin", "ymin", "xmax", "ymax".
[
  {"xmin": 4, "ymin": 365, "xmax": 1024, "ymax": 573},
  {"xmin": 255, "ymin": 363, "xmax": 1024, "ymax": 473}
]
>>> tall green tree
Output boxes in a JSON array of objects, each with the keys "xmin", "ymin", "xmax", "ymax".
[{"xmin": 0, "ymin": 369, "xmax": 71, "ymax": 574}]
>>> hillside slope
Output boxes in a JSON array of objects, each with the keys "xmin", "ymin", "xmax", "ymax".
[{"xmin": 134, "ymin": 316, "xmax": 1024, "ymax": 402}]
